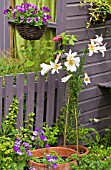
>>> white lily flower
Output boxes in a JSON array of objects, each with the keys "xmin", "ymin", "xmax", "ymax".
[
  {"xmin": 97, "ymin": 43, "xmax": 107, "ymax": 57},
  {"xmin": 93, "ymin": 118, "xmax": 100, "ymax": 123},
  {"xmin": 65, "ymin": 49, "xmax": 77, "ymax": 60},
  {"xmin": 64, "ymin": 57, "xmax": 80, "ymax": 72},
  {"xmin": 50, "ymin": 60, "xmax": 62, "ymax": 74},
  {"xmin": 88, "ymin": 39, "xmax": 99, "ymax": 56},
  {"xmin": 40, "ymin": 63, "xmax": 52, "ymax": 75},
  {"xmin": 61, "ymin": 74, "xmax": 73, "ymax": 83},
  {"xmin": 92, "ymin": 34, "xmax": 103, "ymax": 46},
  {"xmin": 84, "ymin": 73, "xmax": 91, "ymax": 85}
]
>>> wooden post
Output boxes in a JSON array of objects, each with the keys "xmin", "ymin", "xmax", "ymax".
[{"xmin": 10, "ymin": 0, "xmax": 15, "ymax": 58}]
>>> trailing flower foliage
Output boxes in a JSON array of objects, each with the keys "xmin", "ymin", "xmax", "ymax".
[
  {"xmin": 81, "ymin": 0, "xmax": 111, "ymax": 28},
  {"xmin": 4, "ymin": 2, "xmax": 52, "ymax": 28}
]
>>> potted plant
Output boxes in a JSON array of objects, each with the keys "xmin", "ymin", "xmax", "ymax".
[
  {"xmin": 4, "ymin": 2, "xmax": 52, "ymax": 40},
  {"xmin": 0, "ymin": 97, "xmax": 78, "ymax": 170},
  {"xmin": 80, "ymin": 0, "xmax": 111, "ymax": 28},
  {"xmin": 40, "ymin": 33, "xmax": 107, "ymax": 156}
]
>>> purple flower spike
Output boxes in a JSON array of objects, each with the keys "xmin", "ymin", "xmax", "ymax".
[
  {"xmin": 15, "ymin": 139, "xmax": 21, "ymax": 146},
  {"xmin": 14, "ymin": 145, "xmax": 20, "ymax": 152},
  {"xmin": 17, "ymin": 150, "xmax": 23, "ymax": 155},
  {"xmin": 23, "ymin": 142, "xmax": 30, "ymax": 147},
  {"xmin": 27, "ymin": 151, "xmax": 32, "ymax": 156},
  {"xmin": 27, "ymin": 17, "xmax": 33, "ymax": 23},
  {"xmin": 52, "ymin": 162, "xmax": 57, "ymax": 169},
  {"xmin": 32, "ymin": 136, "xmax": 35, "ymax": 140},
  {"xmin": 45, "ymin": 144, "xmax": 50, "ymax": 148},
  {"xmin": 41, "ymin": 129, "xmax": 45, "ymax": 134},
  {"xmin": 40, "ymin": 135, "xmax": 47, "ymax": 141}
]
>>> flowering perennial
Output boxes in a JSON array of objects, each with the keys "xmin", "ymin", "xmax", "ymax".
[
  {"xmin": 88, "ymin": 35, "xmax": 107, "ymax": 57},
  {"xmin": 40, "ymin": 34, "xmax": 107, "ymax": 87},
  {"xmin": 4, "ymin": 2, "xmax": 52, "ymax": 28}
]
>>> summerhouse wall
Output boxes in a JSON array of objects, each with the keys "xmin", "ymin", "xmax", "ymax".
[
  {"xmin": 0, "ymin": 1, "xmax": 10, "ymax": 52},
  {"xmin": 56, "ymin": 0, "xmax": 111, "ymax": 136}
]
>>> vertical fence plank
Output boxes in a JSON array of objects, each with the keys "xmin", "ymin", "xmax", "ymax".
[
  {"xmin": 46, "ymin": 72, "xmax": 57, "ymax": 126},
  {"xmin": 0, "ymin": 77, "xmax": 2, "ymax": 127},
  {"xmin": 56, "ymin": 70, "xmax": 67, "ymax": 119},
  {"xmin": 16, "ymin": 74, "xmax": 25, "ymax": 128},
  {"xmin": 4, "ymin": 75, "xmax": 14, "ymax": 119},
  {"xmin": 26, "ymin": 72, "xmax": 35, "ymax": 121},
  {"xmin": 36, "ymin": 72, "xmax": 45, "ymax": 130}
]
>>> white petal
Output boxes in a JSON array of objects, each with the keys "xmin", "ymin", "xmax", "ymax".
[
  {"xmin": 61, "ymin": 74, "xmax": 73, "ymax": 83},
  {"xmin": 51, "ymin": 69, "xmax": 55, "ymax": 74}
]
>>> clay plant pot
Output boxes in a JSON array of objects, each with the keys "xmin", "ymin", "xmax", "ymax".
[
  {"xmin": 28, "ymin": 147, "xmax": 78, "ymax": 170},
  {"xmin": 65, "ymin": 145, "xmax": 89, "ymax": 157}
]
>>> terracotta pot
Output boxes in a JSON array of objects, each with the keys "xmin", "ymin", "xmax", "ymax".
[
  {"xmin": 28, "ymin": 147, "xmax": 77, "ymax": 170},
  {"xmin": 65, "ymin": 145, "xmax": 89, "ymax": 157}
]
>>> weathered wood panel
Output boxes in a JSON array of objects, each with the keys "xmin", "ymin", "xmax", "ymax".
[
  {"xmin": 0, "ymin": 1, "xmax": 10, "ymax": 52},
  {"xmin": 0, "ymin": 72, "xmax": 67, "ymax": 129},
  {"xmin": 35, "ymin": 72, "xmax": 45, "ymax": 130}
]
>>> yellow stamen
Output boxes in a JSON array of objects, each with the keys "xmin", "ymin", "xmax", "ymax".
[
  {"xmin": 54, "ymin": 64, "xmax": 59, "ymax": 70},
  {"xmin": 69, "ymin": 60, "xmax": 74, "ymax": 66},
  {"xmin": 89, "ymin": 45, "xmax": 94, "ymax": 51},
  {"xmin": 85, "ymin": 77, "xmax": 89, "ymax": 82}
]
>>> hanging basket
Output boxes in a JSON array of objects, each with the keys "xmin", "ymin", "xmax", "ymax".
[{"xmin": 15, "ymin": 24, "xmax": 47, "ymax": 40}]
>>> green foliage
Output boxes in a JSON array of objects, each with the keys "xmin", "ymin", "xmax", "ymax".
[
  {"xmin": 81, "ymin": 0, "xmax": 111, "ymax": 28},
  {"xmin": 31, "ymin": 150, "xmax": 72, "ymax": 168},
  {"xmin": 71, "ymin": 146, "xmax": 111, "ymax": 170},
  {"xmin": 43, "ymin": 123, "xmax": 59, "ymax": 146},
  {"xmin": 19, "ymin": 39, "xmax": 55, "ymax": 72},
  {"xmin": 0, "ymin": 54, "xmax": 33, "ymax": 85},
  {"xmin": 0, "ymin": 98, "xmax": 19, "ymax": 137},
  {"xmin": 56, "ymin": 52, "xmax": 86, "ymax": 146},
  {"xmin": 0, "ymin": 98, "xmax": 19, "ymax": 170},
  {"xmin": 100, "ymin": 126, "xmax": 111, "ymax": 147}
]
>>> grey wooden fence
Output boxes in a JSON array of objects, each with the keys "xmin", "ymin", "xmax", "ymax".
[{"xmin": 0, "ymin": 71, "xmax": 67, "ymax": 129}]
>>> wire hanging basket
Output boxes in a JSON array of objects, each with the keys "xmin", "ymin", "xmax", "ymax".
[{"xmin": 15, "ymin": 24, "xmax": 47, "ymax": 40}]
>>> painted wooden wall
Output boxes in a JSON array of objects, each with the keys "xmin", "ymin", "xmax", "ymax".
[
  {"xmin": 56, "ymin": 0, "xmax": 111, "ymax": 136},
  {"xmin": 0, "ymin": 1, "xmax": 10, "ymax": 52}
]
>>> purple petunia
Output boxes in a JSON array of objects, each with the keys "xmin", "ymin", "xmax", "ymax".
[
  {"xmin": 32, "ymin": 11, "xmax": 36, "ymax": 15},
  {"xmin": 42, "ymin": 6, "xmax": 50, "ymax": 12},
  {"xmin": 27, "ymin": 17, "xmax": 33, "ymax": 23},
  {"xmin": 20, "ymin": 16, "xmax": 25, "ymax": 22},
  {"xmin": 42, "ymin": 17, "xmax": 47, "ymax": 24},
  {"xmin": 34, "ymin": 17, "xmax": 40, "ymax": 23},
  {"xmin": 4, "ymin": 9, "xmax": 9, "ymax": 14},
  {"xmin": 13, "ymin": 12, "xmax": 17, "ymax": 19}
]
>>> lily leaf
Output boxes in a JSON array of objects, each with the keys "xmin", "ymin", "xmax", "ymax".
[{"xmin": 25, "ymin": 60, "xmax": 34, "ymax": 67}]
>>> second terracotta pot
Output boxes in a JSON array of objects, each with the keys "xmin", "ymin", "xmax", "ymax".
[{"xmin": 28, "ymin": 146, "xmax": 78, "ymax": 170}]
